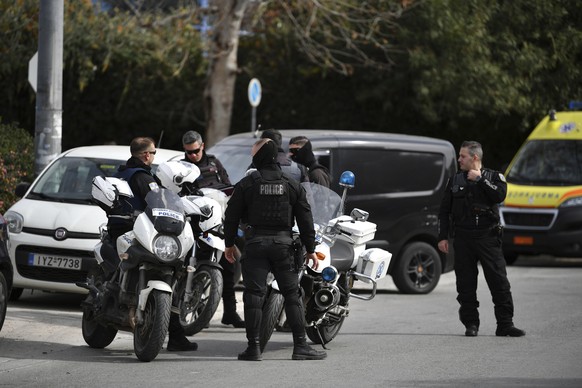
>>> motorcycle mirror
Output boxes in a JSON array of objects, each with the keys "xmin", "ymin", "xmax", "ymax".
[{"xmin": 350, "ymin": 208, "xmax": 369, "ymax": 222}]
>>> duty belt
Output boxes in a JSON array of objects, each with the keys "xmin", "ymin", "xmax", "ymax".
[{"xmin": 253, "ymin": 229, "xmax": 291, "ymax": 237}]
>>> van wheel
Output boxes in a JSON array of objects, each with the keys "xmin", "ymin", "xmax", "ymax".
[{"xmin": 393, "ymin": 242, "xmax": 442, "ymax": 294}]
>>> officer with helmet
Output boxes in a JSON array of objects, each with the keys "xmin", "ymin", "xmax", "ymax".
[
  {"xmin": 223, "ymin": 139, "xmax": 326, "ymax": 361},
  {"xmin": 438, "ymin": 140, "xmax": 525, "ymax": 338}
]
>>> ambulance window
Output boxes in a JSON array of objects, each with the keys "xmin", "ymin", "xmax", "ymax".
[{"xmin": 506, "ymin": 140, "xmax": 582, "ymax": 186}]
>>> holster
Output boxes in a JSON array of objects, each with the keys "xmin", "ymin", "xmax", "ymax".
[{"xmin": 292, "ymin": 237, "xmax": 304, "ymax": 271}]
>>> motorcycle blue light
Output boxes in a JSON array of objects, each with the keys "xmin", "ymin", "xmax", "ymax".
[
  {"xmin": 339, "ymin": 171, "xmax": 355, "ymax": 188},
  {"xmin": 321, "ymin": 266, "xmax": 338, "ymax": 282}
]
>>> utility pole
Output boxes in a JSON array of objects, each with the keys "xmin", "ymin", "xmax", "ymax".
[{"xmin": 34, "ymin": 0, "xmax": 64, "ymax": 177}]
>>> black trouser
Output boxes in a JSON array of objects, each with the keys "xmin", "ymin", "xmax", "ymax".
[
  {"xmin": 453, "ymin": 227, "xmax": 514, "ymax": 328},
  {"xmin": 241, "ymin": 235, "xmax": 305, "ymax": 340}
]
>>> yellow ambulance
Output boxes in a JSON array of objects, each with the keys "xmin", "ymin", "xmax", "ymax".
[{"xmin": 500, "ymin": 108, "xmax": 582, "ymax": 264}]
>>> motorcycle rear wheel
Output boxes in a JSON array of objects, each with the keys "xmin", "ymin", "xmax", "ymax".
[
  {"xmin": 134, "ymin": 290, "xmax": 171, "ymax": 362},
  {"xmin": 306, "ymin": 316, "xmax": 345, "ymax": 345},
  {"xmin": 82, "ymin": 310, "xmax": 118, "ymax": 349},
  {"xmin": 178, "ymin": 266, "xmax": 223, "ymax": 336},
  {"xmin": 259, "ymin": 289, "xmax": 285, "ymax": 352}
]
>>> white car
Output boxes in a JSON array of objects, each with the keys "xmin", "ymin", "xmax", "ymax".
[{"xmin": 4, "ymin": 145, "xmax": 182, "ymax": 298}]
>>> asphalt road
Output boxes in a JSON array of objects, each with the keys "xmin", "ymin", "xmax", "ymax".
[{"xmin": 1, "ymin": 255, "xmax": 581, "ymax": 388}]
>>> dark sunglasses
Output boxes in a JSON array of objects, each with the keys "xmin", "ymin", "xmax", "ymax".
[
  {"xmin": 289, "ymin": 147, "xmax": 300, "ymax": 155},
  {"xmin": 186, "ymin": 148, "xmax": 202, "ymax": 155}
]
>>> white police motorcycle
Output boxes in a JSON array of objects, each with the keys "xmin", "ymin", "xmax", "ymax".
[
  {"xmin": 260, "ymin": 171, "xmax": 392, "ymax": 350},
  {"xmin": 80, "ymin": 173, "xmax": 195, "ymax": 362},
  {"xmin": 156, "ymin": 160, "xmax": 227, "ymax": 336}
]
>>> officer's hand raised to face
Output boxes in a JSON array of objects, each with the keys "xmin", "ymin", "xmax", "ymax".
[{"xmin": 467, "ymin": 169, "xmax": 482, "ymax": 181}]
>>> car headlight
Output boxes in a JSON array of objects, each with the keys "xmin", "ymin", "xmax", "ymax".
[
  {"xmin": 561, "ymin": 196, "xmax": 582, "ymax": 208},
  {"xmin": 321, "ymin": 266, "xmax": 338, "ymax": 282},
  {"xmin": 153, "ymin": 235, "xmax": 180, "ymax": 261},
  {"xmin": 4, "ymin": 211, "xmax": 24, "ymax": 233}
]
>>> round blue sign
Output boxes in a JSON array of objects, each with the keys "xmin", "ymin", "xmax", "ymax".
[{"xmin": 248, "ymin": 78, "xmax": 262, "ymax": 107}]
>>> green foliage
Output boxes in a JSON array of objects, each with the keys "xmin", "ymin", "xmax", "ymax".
[
  {"xmin": 0, "ymin": 0, "xmax": 208, "ymax": 151},
  {"xmin": 0, "ymin": 119, "xmax": 34, "ymax": 213}
]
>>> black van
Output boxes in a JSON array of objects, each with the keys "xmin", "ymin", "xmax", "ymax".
[{"xmin": 209, "ymin": 130, "xmax": 457, "ymax": 294}]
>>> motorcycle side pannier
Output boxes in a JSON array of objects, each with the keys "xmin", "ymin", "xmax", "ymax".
[{"xmin": 356, "ymin": 248, "xmax": 392, "ymax": 280}]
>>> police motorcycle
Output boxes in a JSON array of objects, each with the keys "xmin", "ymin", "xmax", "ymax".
[
  {"xmin": 155, "ymin": 160, "xmax": 227, "ymax": 336},
  {"xmin": 79, "ymin": 173, "xmax": 195, "ymax": 362},
  {"xmin": 259, "ymin": 171, "xmax": 392, "ymax": 351}
]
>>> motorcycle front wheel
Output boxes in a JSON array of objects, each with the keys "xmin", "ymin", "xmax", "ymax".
[
  {"xmin": 178, "ymin": 266, "xmax": 223, "ymax": 336},
  {"xmin": 134, "ymin": 290, "xmax": 171, "ymax": 362},
  {"xmin": 82, "ymin": 309, "xmax": 118, "ymax": 349},
  {"xmin": 259, "ymin": 289, "xmax": 285, "ymax": 352},
  {"xmin": 305, "ymin": 314, "xmax": 345, "ymax": 345}
]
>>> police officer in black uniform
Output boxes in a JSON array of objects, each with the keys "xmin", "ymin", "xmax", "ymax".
[
  {"xmin": 223, "ymin": 139, "xmax": 326, "ymax": 361},
  {"xmin": 108, "ymin": 137, "xmax": 199, "ymax": 351},
  {"xmin": 438, "ymin": 141, "xmax": 525, "ymax": 337},
  {"xmin": 181, "ymin": 130, "xmax": 244, "ymax": 328}
]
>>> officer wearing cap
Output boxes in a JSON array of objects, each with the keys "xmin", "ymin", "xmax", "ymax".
[
  {"xmin": 438, "ymin": 140, "xmax": 525, "ymax": 338},
  {"xmin": 223, "ymin": 138, "xmax": 326, "ymax": 361}
]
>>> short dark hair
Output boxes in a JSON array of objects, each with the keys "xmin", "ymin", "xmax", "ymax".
[
  {"xmin": 260, "ymin": 129, "xmax": 282, "ymax": 147},
  {"xmin": 130, "ymin": 137, "xmax": 155, "ymax": 156},
  {"xmin": 289, "ymin": 135, "xmax": 309, "ymax": 147}
]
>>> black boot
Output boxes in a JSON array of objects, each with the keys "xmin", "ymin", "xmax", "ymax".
[
  {"xmin": 238, "ymin": 338, "xmax": 262, "ymax": 361},
  {"xmin": 167, "ymin": 313, "xmax": 198, "ymax": 351},
  {"xmin": 292, "ymin": 334, "xmax": 326, "ymax": 360},
  {"xmin": 221, "ymin": 297, "xmax": 245, "ymax": 328}
]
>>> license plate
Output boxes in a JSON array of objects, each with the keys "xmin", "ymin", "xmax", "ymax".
[
  {"xmin": 29, "ymin": 254, "xmax": 82, "ymax": 270},
  {"xmin": 513, "ymin": 236, "xmax": 534, "ymax": 245}
]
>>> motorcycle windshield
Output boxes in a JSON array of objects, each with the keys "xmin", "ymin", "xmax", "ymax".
[
  {"xmin": 145, "ymin": 188, "xmax": 186, "ymax": 234},
  {"xmin": 302, "ymin": 183, "xmax": 342, "ymax": 231}
]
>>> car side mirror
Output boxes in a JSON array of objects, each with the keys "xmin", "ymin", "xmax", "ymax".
[{"xmin": 15, "ymin": 182, "xmax": 31, "ymax": 198}]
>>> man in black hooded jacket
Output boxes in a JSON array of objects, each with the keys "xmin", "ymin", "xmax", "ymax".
[
  {"xmin": 288, "ymin": 136, "xmax": 331, "ymax": 188},
  {"xmin": 223, "ymin": 138, "xmax": 326, "ymax": 361}
]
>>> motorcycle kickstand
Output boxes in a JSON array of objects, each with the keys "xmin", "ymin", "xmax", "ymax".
[{"xmin": 315, "ymin": 327, "xmax": 329, "ymax": 350}]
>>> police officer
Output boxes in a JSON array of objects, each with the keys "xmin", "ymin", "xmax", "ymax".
[
  {"xmin": 223, "ymin": 139, "xmax": 326, "ymax": 361},
  {"xmin": 438, "ymin": 141, "xmax": 525, "ymax": 337},
  {"xmin": 109, "ymin": 137, "xmax": 199, "ymax": 351},
  {"xmin": 288, "ymin": 136, "xmax": 331, "ymax": 188},
  {"xmin": 181, "ymin": 130, "xmax": 244, "ymax": 328},
  {"xmin": 260, "ymin": 129, "xmax": 309, "ymax": 183}
]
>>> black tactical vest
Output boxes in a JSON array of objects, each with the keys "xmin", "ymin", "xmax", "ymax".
[
  {"xmin": 247, "ymin": 171, "xmax": 292, "ymax": 229},
  {"xmin": 450, "ymin": 169, "xmax": 499, "ymax": 226}
]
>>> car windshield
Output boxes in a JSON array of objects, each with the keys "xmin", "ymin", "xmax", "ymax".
[
  {"xmin": 28, "ymin": 157, "xmax": 123, "ymax": 204},
  {"xmin": 506, "ymin": 140, "xmax": 582, "ymax": 186},
  {"xmin": 208, "ymin": 144, "xmax": 253, "ymax": 184}
]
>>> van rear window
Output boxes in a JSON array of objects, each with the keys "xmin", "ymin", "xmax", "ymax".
[
  {"xmin": 334, "ymin": 149, "xmax": 444, "ymax": 195},
  {"xmin": 506, "ymin": 140, "xmax": 582, "ymax": 186}
]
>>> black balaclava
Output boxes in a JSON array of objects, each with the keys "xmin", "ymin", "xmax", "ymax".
[
  {"xmin": 252, "ymin": 140, "xmax": 278, "ymax": 169},
  {"xmin": 291, "ymin": 140, "xmax": 316, "ymax": 168}
]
